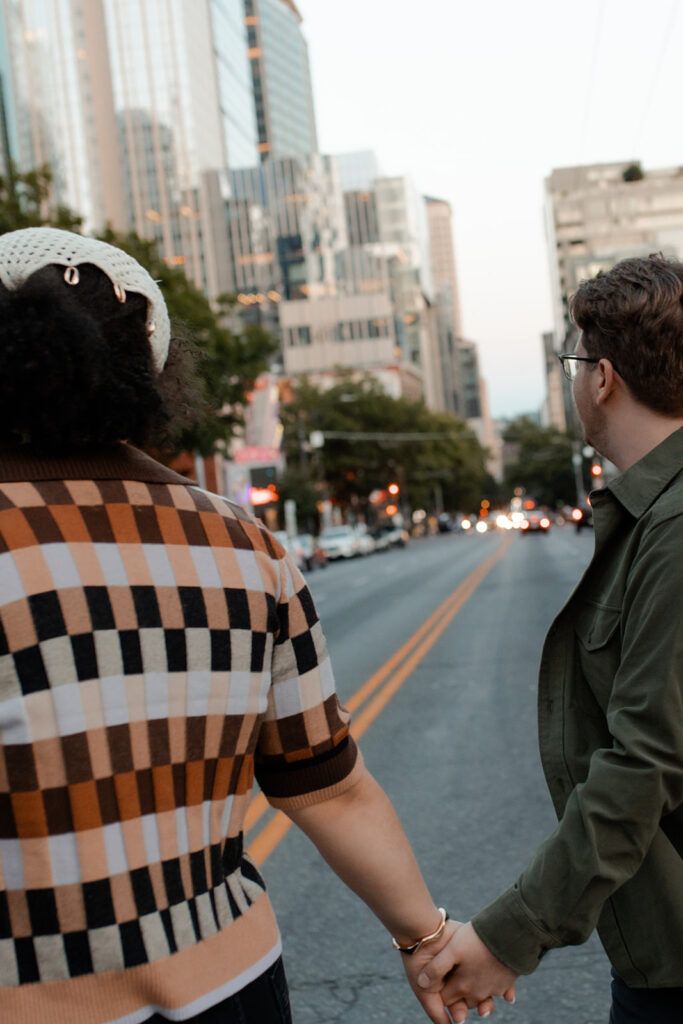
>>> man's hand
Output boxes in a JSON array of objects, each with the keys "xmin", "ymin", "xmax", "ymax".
[
  {"xmin": 402, "ymin": 919, "xmax": 498, "ymax": 1024},
  {"xmin": 417, "ymin": 921, "xmax": 517, "ymax": 1016}
]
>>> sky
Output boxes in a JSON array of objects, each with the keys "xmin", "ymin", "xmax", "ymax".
[{"xmin": 294, "ymin": 0, "xmax": 683, "ymax": 419}]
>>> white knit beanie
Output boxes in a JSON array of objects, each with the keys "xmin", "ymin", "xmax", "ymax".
[{"xmin": 0, "ymin": 227, "xmax": 170, "ymax": 370}]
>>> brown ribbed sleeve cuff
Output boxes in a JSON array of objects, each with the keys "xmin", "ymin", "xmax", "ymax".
[{"xmin": 258, "ymin": 740, "xmax": 364, "ymax": 810}]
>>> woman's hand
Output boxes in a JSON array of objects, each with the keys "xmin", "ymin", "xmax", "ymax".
[
  {"xmin": 415, "ymin": 921, "xmax": 517, "ymax": 1021},
  {"xmin": 401, "ymin": 919, "xmax": 498, "ymax": 1023}
]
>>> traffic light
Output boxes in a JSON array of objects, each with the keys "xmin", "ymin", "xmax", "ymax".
[
  {"xmin": 388, "ymin": 482, "xmax": 400, "ymax": 496},
  {"xmin": 591, "ymin": 463, "xmax": 603, "ymax": 478}
]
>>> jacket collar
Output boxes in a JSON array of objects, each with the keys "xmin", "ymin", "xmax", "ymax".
[
  {"xmin": 602, "ymin": 425, "xmax": 683, "ymax": 519},
  {"xmin": 0, "ymin": 442, "xmax": 195, "ymax": 486}
]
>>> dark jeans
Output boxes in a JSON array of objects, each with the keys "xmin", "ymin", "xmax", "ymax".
[
  {"xmin": 610, "ymin": 972, "xmax": 683, "ymax": 1024},
  {"xmin": 148, "ymin": 957, "xmax": 292, "ymax": 1024}
]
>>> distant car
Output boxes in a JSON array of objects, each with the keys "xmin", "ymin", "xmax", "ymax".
[
  {"xmin": 319, "ymin": 525, "xmax": 360, "ymax": 560},
  {"xmin": 293, "ymin": 533, "xmax": 327, "ymax": 570},
  {"xmin": 571, "ymin": 505, "xmax": 593, "ymax": 532},
  {"xmin": 520, "ymin": 510, "xmax": 551, "ymax": 533},
  {"xmin": 437, "ymin": 513, "xmax": 455, "ymax": 533},
  {"xmin": 354, "ymin": 523, "xmax": 376, "ymax": 556},
  {"xmin": 373, "ymin": 521, "xmax": 408, "ymax": 548},
  {"xmin": 370, "ymin": 525, "xmax": 392, "ymax": 552},
  {"xmin": 272, "ymin": 530, "xmax": 309, "ymax": 571}
]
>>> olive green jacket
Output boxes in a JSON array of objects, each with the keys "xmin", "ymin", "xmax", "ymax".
[{"xmin": 473, "ymin": 427, "xmax": 683, "ymax": 987}]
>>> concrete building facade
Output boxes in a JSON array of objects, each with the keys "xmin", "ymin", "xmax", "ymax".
[
  {"xmin": 546, "ymin": 161, "xmax": 683, "ymax": 347},
  {"xmin": 545, "ymin": 160, "xmax": 683, "ymax": 429},
  {"xmin": 425, "ymin": 196, "xmax": 465, "ymax": 417}
]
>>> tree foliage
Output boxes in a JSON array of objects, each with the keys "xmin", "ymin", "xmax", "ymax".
[
  {"xmin": 279, "ymin": 372, "xmax": 487, "ymax": 517},
  {"xmin": 97, "ymin": 229, "xmax": 277, "ymax": 456},
  {"xmin": 0, "ymin": 162, "xmax": 82, "ymax": 234},
  {"xmin": 503, "ymin": 416, "xmax": 576, "ymax": 507}
]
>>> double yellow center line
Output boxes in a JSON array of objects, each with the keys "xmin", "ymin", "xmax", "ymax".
[{"xmin": 247, "ymin": 534, "xmax": 514, "ymax": 865}]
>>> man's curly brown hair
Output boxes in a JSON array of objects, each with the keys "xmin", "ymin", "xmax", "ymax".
[{"xmin": 570, "ymin": 254, "xmax": 683, "ymax": 415}]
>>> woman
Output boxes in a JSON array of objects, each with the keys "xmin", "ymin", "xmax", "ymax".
[{"xmin": 0, "ymin": 228, "xmax": 500, "ymax": 1023}]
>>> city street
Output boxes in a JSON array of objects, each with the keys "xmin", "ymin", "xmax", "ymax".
[{"xmin": 248, "ymin": 526, "xmax": 612, "ymax": 1024}]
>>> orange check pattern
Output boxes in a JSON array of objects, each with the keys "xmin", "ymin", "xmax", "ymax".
[{"xmin": 0, "ymin": 444, "xmax": 360, "ymax": 1021}]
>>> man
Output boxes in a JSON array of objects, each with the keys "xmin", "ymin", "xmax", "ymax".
[{"xmin": 418, "ymin": 254, "xmax": 683, "ymax": 1023}]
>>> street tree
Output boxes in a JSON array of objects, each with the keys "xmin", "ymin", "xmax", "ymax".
[
  {"xmin": 503, "ymin": 416, "xmax": 576, "ymax": 507},
  {"xmin": 279, "ymin": 372, "xmax": 487, "ymax": 517},
  {"xmin": 0, "ymin": 162, "xmax": 82, "ymax": 234},
  {"xmin": 97, "ymin": 229, "xmax": 277, "ymax": 457}
]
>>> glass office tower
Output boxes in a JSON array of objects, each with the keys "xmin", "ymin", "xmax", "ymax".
[
  {"xmin": 0, "ymin": 0, "xmax": 258, "ymax": 297},
  {"xmin": 0, "ymin": 0, "xmax": 126, "ymax": 232},
  {"xmin": 243, "ymin": 0, "xmax": 318, "ymax": 160},
  {"xmin": 102, "ymin": 0, "xmax": 258, "ymax": 295}
]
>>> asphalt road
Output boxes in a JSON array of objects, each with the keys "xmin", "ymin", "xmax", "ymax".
[{"xmin": 252, "ymin": 525, "xmax": 612, "ymax": 1024}]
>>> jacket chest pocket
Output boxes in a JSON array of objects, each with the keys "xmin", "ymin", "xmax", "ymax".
[{"xmin": 574, "ymin": 602, "xmax": 621, "ymax": 716}]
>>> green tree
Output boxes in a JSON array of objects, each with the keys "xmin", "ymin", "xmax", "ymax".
[
  {"xmin": 622, "ymin": 162, "xmax": 644, "ymax": 183},
  {"xmin": 0, "ymin": 162, "xmax": 82, "ymax": 233},
  {"xmin": 279, "ymin": 372, "xmax": 487, "ymax": 517},
  {"xmin": 503, "ymin": 416, "xmax": 576, "ymax": 507},
  {"xmin": 276, "ymin": 467, "xmax": 321, "ymax": 534},
  {"xmin": 97, "ymin": 229, "xmax": 278, "ymax": 457}
]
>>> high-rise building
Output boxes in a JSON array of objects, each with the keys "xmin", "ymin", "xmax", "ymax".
[
  {"xmin": 102, "ymin": 0, "xmax": 258, "ymax": 297},
  {"xmin": 425, "ymin": 196, "xmax": 464, "ymax": 416},
  {"xmin": 0, "ymin": 0, "xmax": 259, "ymax": 299},
  {"xmin": 541, "ymin": 330, "xmax": 567, "ymax": 432},
  {"xmin": 456, "ymin": 339, "xmax": 502, "ymax": 480},
  {"xmin": 0, "ymin": 0, "xmax": 126, "ymax": 232},
  {"xmin": 544, "ymin": 160, "xmax": 683, "ymax": 429},
  {"xmin": 243, "ymin": 0, "xmax": 317, "ymax": 161},
  {"xmin": 545, "ymin": 161, "xmax": 683, "ymax": 348},
  {"xmin": 226, "ymin": 152, "xmax": 345, "ymax": 304}
]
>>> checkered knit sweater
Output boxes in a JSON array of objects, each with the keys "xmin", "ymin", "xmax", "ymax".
[{"xmin": 0, "ymin": 444, "xmax": 361, "ymax": 1023}]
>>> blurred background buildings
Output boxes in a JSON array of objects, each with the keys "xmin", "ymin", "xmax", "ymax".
[
  {"xmin": 0, "ymin": 0, "xmax": 504, "ymax": 491},
  {"xmin": 542, "ymin": 160, "xmax": 683, "ymax": 432}
]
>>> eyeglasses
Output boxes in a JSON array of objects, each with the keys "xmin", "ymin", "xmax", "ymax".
[{"xmin": 557, "ymin": 353, "xmax": 599, "ymax": 381}]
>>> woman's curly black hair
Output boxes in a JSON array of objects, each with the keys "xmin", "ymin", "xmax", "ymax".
[{"xmin": 0, "ymin": 262, "xmax": 200, "ymax": 453}]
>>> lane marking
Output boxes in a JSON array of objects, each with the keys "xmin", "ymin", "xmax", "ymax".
[{"xmin": 247, "ymin": 535, "xmax": 514, "ymax": 865}]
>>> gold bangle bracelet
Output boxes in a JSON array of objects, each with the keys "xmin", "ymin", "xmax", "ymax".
[{"xmin": 391, "ymin": 907, "xmax": 450, "ymax": 955}]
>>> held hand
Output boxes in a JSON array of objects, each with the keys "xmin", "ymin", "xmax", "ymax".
[
  {"xmin": 417, "ymin": 921, "xmax": 518, "ymax": 1015},
  {"xmin": 402, "ymin": 920, "xmax": 497, "ymax": 1024}
]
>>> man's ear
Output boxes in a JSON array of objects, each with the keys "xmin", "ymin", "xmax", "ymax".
[{"xmin": 595, "ymin": 358, "xmax": 618, "ymax": 404}]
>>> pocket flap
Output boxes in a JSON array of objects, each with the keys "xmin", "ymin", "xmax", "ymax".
[{"xmin": 575, "ymin": 603, "xmax": 621, "ymax": 651}]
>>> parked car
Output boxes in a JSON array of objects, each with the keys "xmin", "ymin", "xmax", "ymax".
[
  {"xmin": 373, "ymin": 521, "xmax": 409, "ymax": 547},
  {"xmin": 272, "ymin": 531, "xmax": 328, "ymax": 571},
  {"xmin": 295, "ymin": 533, "xmax": 328, "ymax": 570},
  {"xmin": 272, "ymin": 530, "xmax": 309, "ymax": 571},
  {"xmin": 520, "ymin": 510, "xmax": 551, "ymax": 533},
  {"xmin": 370, "ymin": 525, "xmax": 392, "ymax": 552},
  {"xmin": 354, "ymin": 523, "xmax": 376, "ymax": 556},
  {"xmin": 319, "ymin": 525, "xmax": 360, "ymax": 560}
]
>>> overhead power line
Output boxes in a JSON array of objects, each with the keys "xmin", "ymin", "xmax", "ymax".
[
  {"xmin": 318, "ymin": 431, "xmax": 465, "ymax": 442},
  {"xmin": 632, "ymin": 0, "xmax": 679, "ymax": 156},
  {"xmin": 577, "ymin": 0, "xmax": 606, "ymax": 166}
]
